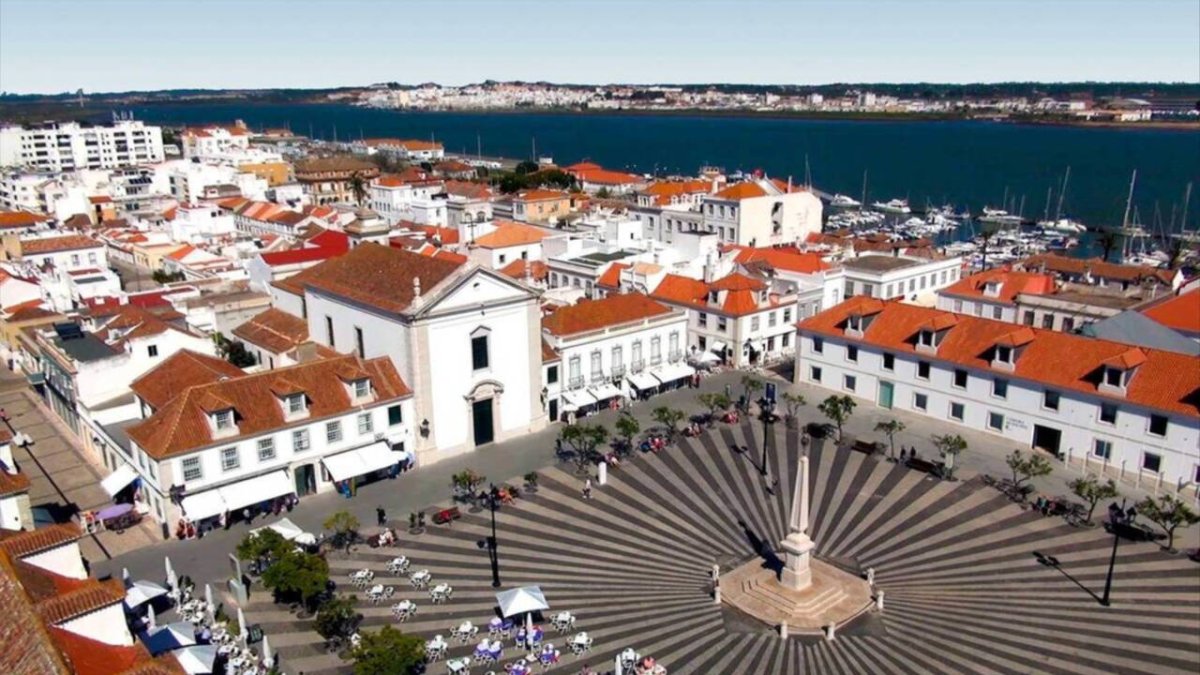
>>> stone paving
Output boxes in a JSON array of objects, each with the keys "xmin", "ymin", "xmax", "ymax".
[{"xmin": 242, "ymin": 422, "xmax": 1200, "ymax": 674}]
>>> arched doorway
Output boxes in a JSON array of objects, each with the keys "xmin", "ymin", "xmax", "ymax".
[{"xmin": 465, "ymin": 380, "xmax": 505, "ymax": 448}]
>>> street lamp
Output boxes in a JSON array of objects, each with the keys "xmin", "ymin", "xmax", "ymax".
[
  {"xmin": 1101, "ymin": 499, "xmax": 1136, "ymax": 607},
  {"xmin": 476, "ymin": 484, "xmax": 502, "ymax": 588},
  {"xmin": 759, "ymin": 399, "xmax": 776, "ymax": 480}
]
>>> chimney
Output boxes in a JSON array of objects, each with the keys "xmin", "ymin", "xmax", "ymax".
[
  {"xmin": 710, "ymin": 177, "xmax": 719, "ymax": 194},
  {"xmin": 412, "ymin": 276, "xmax": 422, "ymax": 303},
  {"xmin": 523, "ymin": 261, "xmax": 533, "ymax": 284},
  {"xmin": 703, "ymin": 249, "xmax": 716, "ymax": 283},
  {"xmin": 294, "ymin": 341, "xmax": 318, "ymax": 363}
]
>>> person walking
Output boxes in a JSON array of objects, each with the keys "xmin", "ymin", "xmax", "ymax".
[
  {"xmin": 376, "ymin": 506, "xmax": 387, "ymax": 526},
  {"xmin": 582, "ymin": 478, "xmax": 593, "ymax": 500}
]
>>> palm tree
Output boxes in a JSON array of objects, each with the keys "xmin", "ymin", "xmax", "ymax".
[
  {"xmin": 1096, "ymin": 229, "xmax": 1120, "ymax": 262},
  {"xmin": 874, "ymin": 419, "xmax": 906, "ymax": 460},
  {"xmin": 349, "ymin": 171, "xmax": 369, "ymax": 206}
]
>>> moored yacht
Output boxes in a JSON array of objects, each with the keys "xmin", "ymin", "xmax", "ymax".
[{"xmin": 871, "ymin": 198, "xmax": 910, "ymax": 214}]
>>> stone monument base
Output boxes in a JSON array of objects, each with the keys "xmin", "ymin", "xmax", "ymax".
[{"xmin": 719, "ymin": 558, "xmax": 872, "ymax": 632}]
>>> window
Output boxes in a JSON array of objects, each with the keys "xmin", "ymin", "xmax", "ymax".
[
  {"xmin": 991, "ymin": 305, "xmax": 1003, "ymax": 320},
  {"xmin": 1099, "ymin": 402, "xmax": 1118, "ymax": 425},
  {"xmin": 953, "ymin": 299, "xmax": 963, "ymax": 313},
  {"xmin": 221, "ymin": 447, "xmax": 240, "ymax": 472},
  {"xmin": 1041, "ymin": 314, "xmax": 1054, "ymax": 329},
  {"xmin": 917, "ymin": 361, "xmax": 930, "ymax": 380},
  {"xmin": 1043, "ymin": 390, "xmax": 1060, "ymax": 411},
  {"xmin": 326, "ymin": 420, "xmax": 343, "ymax": 443},
  {"xmin": 812, "ymin": 336, "xmax": 824, "ymax": 353},
  {"xmin": 288, "ymin": 394, "xmax": 305, "ymax": 415},
  {"xmin": 1104, "ymin": 368, "xmax": 1123, "ymax": 387},
  {"xmin": 181, "ymin": 457, "xmax": 202, "ymax": 481},
  {"xmin": 1022, "ymin": 311, "xmax": 1035, "ymax": 326},
  {"xmin": 326, "ymin": 316, "xmax": 335, "ymax": 347},
  {"xmin": 844, "ymin": 280, "xmax": 855, "ymax": 298},
  {"xmin": 810, "ymin": 366, "xmax": 822, "ymax": 382},
  {"xmin": 882, "ymin": 353, "xmax": 894, "ymax": 371},
  {"xmin": 257, "ymin": 438, "xmax": 275, "ymax": 462},
  {"xmin": 668, "ymin": 333, "xmax": 679, "ymax": 359},
  {"xmin": 987, "ymin": 412, "xmax": 1004, "ymax": 431},
  {"xmin": 354, "ymin": 378, "xmax": 371, "ymax": 399},
  {"xmin": 1142, "ymin": 452, "xmax": 1162, "ymax": 474},
  {"xmin": 717, "ymin": 317, "xmax": 727, "ymax": 332},
  {"xmin": 293, "ymin": 428, "xmax": 311, "ymax": 452},
  {"xmin": 650, "ymin": 336, "xmax": 662, "ymax": 364},
  {"xmin": 953, "ymin": 369, "xmax": 968, "ymax": 389},
  {"xmin": 698, "ymin": 312, "xmax": 708, "ymax": 328},
  {"xmin": 471, "ymin": 334, "xmax": 489, "ymax": 370},
  {"xmin": 358, "ymin": 413, "xmax": 373, "ymax": 435},
  {"xmin": 1092, "ymin": 439, "xmax": 1112, "ymax": 459},
  {"xmin": 782, "ymin": 333, "xmax": 790, "ymax": 348},
  {"xmin": 913, "ymin": 393, "xmax": 928, "ymax": 411},
  {"xmin": 783, "ymin": 308, "xmax": 792, "ymax": 323},
  {"xmin": 844, "ymin": 374, "xmax": 856, "ymax": 391},
  {"xmin": 590, "ymin": 350, "xmax": 603, "ymax": 379},
  {"xmin": 992, "ymin": 378, "xmax": 1008, "ymax": 399},
  {"xmin": 950, "ymin": 402, "xmax": 965, "ymax": 421},
  {"xmin": 147, "ymin": 344, "xmax": 158, "ymax": 358},
  {"xmin": 388, "ymin": 404, "xmax": 403, "ymax": 426},
  {"xmin": 751, "ymin": 316, "xmax": 760, "ymax": 331},
  {"xmin": 546, "ymin": 366, "xmax": 558, "ymax": 385},
  {"xmin": 1061, "ymin": 317, "xmax": 1075, "ymax": 333},
  {"xmin": 846, "ymin": 345, "xmax": 858, "ymax": 362},
  {"xmin": 917, "ymin": 330, "xmax": 934, "ymax": 348},
  {"xmin": 1148, "ymin": 414, "xmax": 1168, "ymax": 437},
  {"xmin": 995, "ymin": 345, "xmax": 1013, "ymax": 364},
  {"xmin": 355, "ymin": 327, "xmax": 365, "ymax": 358},
  {"xmin": 215, "ymin": 409, "xmax": 234, "ymax": 430}
]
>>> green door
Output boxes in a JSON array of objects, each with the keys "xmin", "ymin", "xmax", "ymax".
[{"xmin": 878, "ymin": 381, "xmax": 894, "ymax": 409}]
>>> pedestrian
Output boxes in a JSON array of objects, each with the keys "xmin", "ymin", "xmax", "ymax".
[
  {"xmin": 899, "ymin": 447, "xmax": 907, "ymax": 463},
  {"xmin": 242, "ymin": 507, "xmax": 252, "ymax": 524},
  {"xmin": 376, "ymin": 506, "xmax": 387, "ymax": 526},
  {"xmin": 582, "ymin": 478, "xmax": 592, "ymax": 500}
]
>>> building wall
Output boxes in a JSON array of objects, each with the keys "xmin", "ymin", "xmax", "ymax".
[
  {"xmin": 937, "ymin": 295, "xmax": 1016, "ymax": 323},
  {"xmin": 554, "ymin": 313, "xmax": 689, "ymax": 392},
  {"xmin": 845, "ymin": 257, "xmax": 962, "ymax": 300},
  {"xmin": 57, "ymin": 603, "xmax": 134, "ymax": 646},
  {"xmin": 796, "ymin": 332, "xmax": 1200, "ymax": 486},
  {"xmin": 24, "ymin": 542, "xmax": 87, "ymax": 579},
  {"xmin": 513, "ymin": 198, "xmax": 569, "ymax": 224}
]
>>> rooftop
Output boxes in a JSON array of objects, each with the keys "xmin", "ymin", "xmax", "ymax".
[
  {"xmin": 1141, "ymin": 290, "xmax": 1200, "ymax": 335},
  {"xmin": 232, "ymin": 307, "xmax": 310, "ymax": 355},
  {"xmin": 130, "ymin": 350, "xmax": 244, "ymax": 410},
  {"xmin": 543, "ymin": 293, "xmax": 676, "ymax": 337},
  {"xmin": 840, "ymin": 255, "xmax": 923, "ymax": 272}
]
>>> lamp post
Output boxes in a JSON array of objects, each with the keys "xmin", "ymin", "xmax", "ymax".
[
  {"xmin": 477, "ymin": 484, "xmax": 502, "ymax": 588},
  {"xmin": 760, "ymin": 400, "xmax": 775, "ymax": 479},
  {"xmin": 1100, "ymin": 498, "xmax": 1134, "ymax": 607}
]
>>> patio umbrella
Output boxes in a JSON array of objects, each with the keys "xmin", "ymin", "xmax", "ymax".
[
  {"xmin": 237, "ymin": 606, "xmax": 249, "ymax": 642},
  {"xmin": 261, "ymin": 635, "xmax": 273, "ymax": 667},
  {"xmin": 146, "ymin": 604, "xmax": 157, "ymax": 630},
  {"xmin": 125, "ymin": 579, "xmax": 168, "ymax": 608},
  {"xmin": 204, "ymin": 583, "xmax": 215, "ymax": 620},
  {"xmin": 166, "ymin": 566, "xmax": 178, "ymax": 594},
  {"xmin": 171, "ymin": 645, "xmax": 217, "ymax": 674},
  {"xmin": 253, "ymin": 517, "xmax": 315, "ymax": 545},
  {"xmin": 122, "ymin": 567, "xmax": 131, "ymax": 583},
  {"xmin": 164, "ymin": 556, "xmax": 174, "ymax": 584},
  {"xmin": 496, "ymin": 586, "xmax": 549, "ymax": 651},
  {"xmin": 146, "ymin": 621, "xmax": 196, "ymax": 654},
  {"xmin": 96, "ymin": 503, "xmax": 134, "ymax": 521}
]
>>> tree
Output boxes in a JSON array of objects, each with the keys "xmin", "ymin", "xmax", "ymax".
[
  {"xmin": 1136, "ymin": 494, "xmax": 1200, "ymax": 552},
  {"xmin": 351, "ymin": 625, "xmax": 426, "ymax": 675},
  {"xmin": 780, "ymin": 392, "xmax": 807, "ymax": 422},
  {"xmin": 741, "ymin": 376, "xmax": 764, "ymax": 412},
  {"xmin": 652, "ymin": 406, "xmax": 685, "ymax": 438},
  {"xmin": 235, "ymin": 529, "xmax": 290, "ymax": 564},
  {"xmin": 1068, "ymin": 475, "xmax": 1120, "ymax": 524},
  {"xmin": 261, "ymin": 550, "xmax": 329, "ymax": 608},
  {"xmin": 349, "ymin": 171, "xmax": 369, "ymax": 205},
  {"xmin": 614, "ymin": 413, "xmax": 640, "ymax": 452},
  {"xmin": 213, "ymin": 333, "xmax": 257, "ymax": 368},
  {"xmin": 1096, "ymin": 229, "xmax": 1120, "ymax": 262},
  {"xmin": 817, "ymin": 395, "xmax": 856, "ymax": 441},
  {"xmin": 314, "ymin": 594, "xmax": 360, "ymax": 641},
  {"xmin": 498, "ymin": 172, "xmax": 530, "ymax": 194},
  {"xmin": 977, "ymin": 224, "xmax": 998, "ymax": 271},
  {"xmin": 324, "ymin": 510, "xmax": 360, "ymax": 552},
  {"xmin": 697, "ymin": 392, "xmax": 732, "ymax": 425},
  {"xmin": 560, "ymin": 423, "xmax": 609, "ymax": 472},
  {"xmin": 1005, "ymin": 450, "xmax": 1053, "ymax": 498},
  {"xmin": 931, "ymin": 434, "xmax": 968, "ymax": 480},
  {"xmin": 594, "ymin": 187, "xmax": 612, "ymax": 199},
  {"xmin": 874, "ymin": 419, "xmax": 906, "ymax": 460},
  {"xmin": 514, "ymin": 160, "xmax": 540, "ymax": 175}
]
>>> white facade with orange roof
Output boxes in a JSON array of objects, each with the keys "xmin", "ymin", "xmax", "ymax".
[{"xmin": 700, "ymin": 178, "xmax": 823, "ymax": 247}]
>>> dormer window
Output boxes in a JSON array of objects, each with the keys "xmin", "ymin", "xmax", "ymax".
[
  {"xmin": 983, "ymin": 281, "xmax": 1002, "ymax": 298},
  {"xmin": 353, "ymin": 378, "xmax": 371, "ymax": 399},
  {"xmin": 214, "ymin": 409, "xmax": 234, "ymax": 431},
  {"xmin": 1104, "ymin": 367, "xmax": 1123, "ymax": 388},
  {"xmin": 996, "ymin": 345, "xmax": 1013, "ymax": 364},
  {"xmin": 917, "ymin": 329, "xmax": 934, "ymax": 347},
  {"xmin": 287, "ymin": 393, "xmax": 306, "ymax": 415}
]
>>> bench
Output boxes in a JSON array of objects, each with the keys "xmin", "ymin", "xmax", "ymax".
[
  {"xmin": 432, "ymin": 507, "xmax": 462, "ymax": 525},
  {"xmin": 906, "ymin": 458, "xmax": 938, "ymax": 475},
  {"xmin": 849, "ymin": 440, "xmax": 881, "ymax": 456}
]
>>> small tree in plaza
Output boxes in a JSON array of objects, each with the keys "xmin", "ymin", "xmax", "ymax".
[
  {"xmin": 262, "ymin": 550, "xmax": 329, "ymax": 609},
  {"xmin": 314, "ymin": 594, "xmax": 360, "ymax": 642},
  {"xmin": 652, "ymin": 406, "xmax": 685, "ymax": 439},
  {"xmin": 874, "ymin": 419, "xmax": 906, "ymax": 460},
  {"xmin": 451, "ymin": 469, "xmax": 486, "ymax": 497},
  {"xmin": 324, "ymin": 510, "xmax": 361, "ymax": 553},
  {"xmin": 780, "ymin": 392, "xmax": 807, "ymax": 427},
  {"xmin": 740, "ymin": 375, "xmax": 764, "ymax": 412},
  {"xmin": 235, "ymin": 528, "xmax": 291, "ymax": 564},
  {"xmin": 817, "ymin": 395, "xmax": 856, "ymax": 442},
  {"xmin": 931, "ymin": 434, "xmax": 968, "ymax": 480},
  {"xmin": 697, "ymin": 392, "xmax": 732, "ymax": 425},
  {"xmin": 614, "ymin": 412, "xmax": 640, "ymax": 453},
  {"xmin": 351, "ymin": 625, "xmax": 426, "ymax": 675},
  {"xmin": 1136, "ymin": 494, "xmax": 1200, "ymax": 552},
  {"xmin": 560, "ymin": 423, "xmax": 609, "ymax": 472},
  {"xmin": 1068, "ymin": 475, "xmax": 1120, "ymax": 524},
  {"xmin": 1005, "ymin": 450, "xmax": 1053, "ymax": 499}
]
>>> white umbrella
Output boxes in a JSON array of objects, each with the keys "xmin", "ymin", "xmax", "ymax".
[
  {"xmin": 697, "ymin": 350, "xmax": 720, "ymax": 364},
  {"xmin": 125, "ymin": 579, "xmax": 169, "ymax": 608},
  {"xmin": 261, "ymin": 635, "xmax": 273, "ymax": 668},
  {"xmin": 146, "ymin": 621, "xmax": 196, "ymax": 654},
  {"xmin": 172, "ymin": 645, "xmax": 217, "ymax": 674},
  {"xmin": 164, "ymin": 556, "xmax": 175, "ymax": 584},
  {"xmin": 147, "ymin": 604, "xmax": 157, "ymax": 630},
  {"xmin": 237, "ymin": 606, "xmax": 248, "ymax": 642},
  {"xmin": 204, "ymin": 583, "xmax": 215, "ymax": 620},
  {"xmin": 252, "ymin": 517, "xmax": 316, "ymax": 545},
  {"xmin": 122, "ymin": 567, "xmax": 131, "ymax": 583},
  {"xmin": 496, "ymin": 586, "xmax": 549, "ymax": 652},
  {"xmin": 166, "ymin": 567, "xmax": 178, "ymax": 594}
]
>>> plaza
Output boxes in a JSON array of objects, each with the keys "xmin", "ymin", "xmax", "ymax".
[{"xmin": 236, "ymin": 420, "xmax": 1199, "ymax": 674}]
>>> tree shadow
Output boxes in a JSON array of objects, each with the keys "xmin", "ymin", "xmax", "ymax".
[
  {"xmin": 1032, "ymin": 551, "xmax": 1102, "ymax": 605},
  {"xmin": 739, "ymin": 518, "xmax": 783, "ymax": 574}
]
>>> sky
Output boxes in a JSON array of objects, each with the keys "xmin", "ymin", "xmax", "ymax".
[{"xmin": 1, "ymin": 0, "xmax": 1197, "ymax": 94}]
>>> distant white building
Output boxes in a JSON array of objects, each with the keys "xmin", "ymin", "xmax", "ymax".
[
  {"xmin": 0, "ymin": 119, "xmax": 164, "ymax": 172},
  {"xmin": 170, "ymin": 203, "xmax": 237, "ymax": 244},
  {"xmin": 840, "ymin": 253, "xmax": 962, "ymax": 303},
  {"xmin": 700, "ymin": 179, "xmax": 822, "ymax": 247}
]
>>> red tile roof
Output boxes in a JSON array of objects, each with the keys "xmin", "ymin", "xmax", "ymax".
[
  {"xmin": 799, "ymin": 296, "xmax": 1200, "ymax": 419},
  {"xmin": 543, "ymin": 293, "xmax": 676, "ymax": 337},
  {"xmin": 0, "ymin": 523, "xmax": 82, "ymax": 558},
  {"xmin": 1141, "ymin": 290, "xmax": 1200, "ymax": 335},
  {"xmin": 20, "ymin": 235, "xmax": 103, "ymax": 255},
  {"xmin": 516, "ymin": 189, "xmax": 569, "ymax": 202},
  {"xmin": 126, "ymin": 355, "xmax": 412, "ymax": 459},
  {"xmin": 48, "ymin": 627, "xmax": 166, "ymax": 675},
  {"xmin": 0, "ymin": 551, "xmax": 70, "ymax": 674},
  {"xmin": 35, "ymin": 577, "xmax": 126, "ymax": 625},
  {"xmin": 0, "ymin": 468, "xmax": 31, "ymax": 497},
  {"xmin": 727, "ymin": 245, "xmax": 831, "ymax": 274},
  {"xmin": 260, "ymin": 229, "xmax": 349, "ymax": 266},
  {"xmin": 596, "ymin": 262, "xmax": 630, "ymax": 289},
  {"xmin": 0, "ymin": 210, "xmax": 49, "ymax": 229},
  {"xmin": 640, "ymin": 179, "xmax": 712, "ymax": 205},
  {"xmin": 413, "ymin": 225, "xmax": 460, "ymax": 245},
  {"xmin": 274, "ymin": 243, "xmax": 463, "ymax": 313},
  {"xmin": 232, "ymin": 308, "xmax": 310, "ymax": 355},
  {"xmin": 473, "ymin": 222, "xmax": 552, "ymax": 249},
  {"xmin": 653, "ymin": 272, "xmax": 778, "ymax": 316},
  {"xmin": 570, "ymin": 166, "xmax": 643, "ymax": 186},
  {"xmin": 1019, "ymin": 253, "xmax": 1176, "ymax": 286},
  {"xmin": 131, "ymin": 350, "xmax": 245, "ymax": 410},
  {"xmin": 499, "ymin": 259, "xmax": 549, "ymax": 282},
  {"xmin": 940, "ymin": 268, "xmax": 1057, "ymax": 305},
  {"xmin": 443, "ymin": 180, "xmax": 493, "ymax": 201}
]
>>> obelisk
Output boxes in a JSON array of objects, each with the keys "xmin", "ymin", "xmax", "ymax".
[{"xmin": 778, "ymin": 455, "xmax": 815, "ymax": 590}]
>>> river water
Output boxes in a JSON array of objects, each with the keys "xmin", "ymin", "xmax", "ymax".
[{"xmin": 134, "ymin": 103, "xmax": 1199, "ymax": 233}]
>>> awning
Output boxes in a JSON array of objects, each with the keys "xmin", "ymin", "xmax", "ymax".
[
  {"xmin": 710, "ymin": 341, "xmax": 727, "ymax": 353},
  {"xmin": 219, "ymin": 471, "xmax": 293, "ymax": 512},
  {"xmin": 251, "ymin": 517, "xmax": 315, "ymax": 545},
  {"xmin": 180, "ymin": 490, "xmax": 225, "ymax": 521},
  {"xmin": 627, "ymin": 371, "xmax": 658, "ymax": 391},
  {"xmin": 587, "ymin": 381, "xmax": 623, "ymax": 402},
  {"xmin": 561, "ymin": 389, "xmax": 597, "ymax": 411},
  {"xmin": 322, "ymin": 442, "xmax": 400, "ymax": 482},
  {"xmin": 652, "ymin": 362, "xmax": 695, "ymax": 384},
  {"xmin": 496, "ymin": 586, "xmax": 549, "ymax": 618},
  {"xmin": 101, "ymin": 464, "xmax": 138, "ymax": 497}
]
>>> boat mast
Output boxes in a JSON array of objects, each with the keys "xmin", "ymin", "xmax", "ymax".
[
  {"xmin": 1042, "ymin": 186, "xmax": 1053, "ymax": 222},
  {"xmin": 1120, "ymin": 170, "xmax": 1137, "ymax": 260},
  {"xmin": 860, "ymin": 169, "xmax": 868, "ymax": 210},
  {"xmin": 1056, "ymin": 166, "xmax": 1070, "ymax": 221}
]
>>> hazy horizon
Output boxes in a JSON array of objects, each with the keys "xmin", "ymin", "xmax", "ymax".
[{"xmin": 1, "ymin": 0, "xmax": 1197, "ymax": 94}]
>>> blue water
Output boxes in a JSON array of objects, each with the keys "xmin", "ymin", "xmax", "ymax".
[{"xmin": 135, "ymin": 103, "xmax": 1200, "ymax": 232}]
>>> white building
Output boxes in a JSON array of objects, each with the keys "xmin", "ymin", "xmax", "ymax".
[
  {"xmin": 468, "ymin": 220, "xmax": 556, "ymax": 269},
  {"xmin": 169, "ymin": 202, "xmax": 237, "ymax": 244},
  {"xmin": 0, "ymin": 119, "xmax": 164, "ymax": 172},
  {"xmin": 795, "ymin": 296, "xmax": 1200, "ymax": 491},
  {"xmin": 699, "ymin": 179, "xmax": 822, "ymax": 247},
  {"xmin": 541, "ymin": 293, "xmax": 691, "ymax": 421},
  {"xmin": 181, "ymin": 125, "xmax": 251, "ymax": 159},
  {"xmin": 936, "ymin": 268, "xmax": 1057, "ymax": 324},
  {"xmin": 368, "ymin": 174, "xmax": 446, "ymax": 226},
  {"xmin": 840, "ymin": 253, "xmax": 962, "ymax": 303},
  {"xmin": 270, "ymin": 242, "xmax": 547, "ymax": 459},
  {"xmin": 3, "ymin": 234, "xmax": 107, "ymax": 275}
]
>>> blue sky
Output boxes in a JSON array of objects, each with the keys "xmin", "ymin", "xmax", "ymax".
[{"xmin": 1, "ymin": 0, "xmax": 1197, "ymax": 93}]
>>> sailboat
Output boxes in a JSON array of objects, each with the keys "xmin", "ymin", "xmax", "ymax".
[{"xmin": 1038, "ymin": 167, "xmax": 1087, "ymax": 233}]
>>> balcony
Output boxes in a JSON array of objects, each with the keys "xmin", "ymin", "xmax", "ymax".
[
  {"xmin": 589, "ymin": 372, "xmax": 606, "ymax": 384},
  {"xmin": 568, "ymin": 375, "xmax": 586, "ymax": 390},
  {"xmin": 631, "ymin": 359, "xmax": 645, "ymax": 373},
  {"xmin": 610, "ymin": 364, "xmax": 626, "ymax": 378},
  {"xmin": 650, "ymin": 354, "xmax": 663, "ymax": 366},
  {"xmin": 668, "ymin": 350, "xmax": 683, "ymax": 363}
]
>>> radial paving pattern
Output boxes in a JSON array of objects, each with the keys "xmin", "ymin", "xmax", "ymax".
[{"xmin": 245, "ymin": 422, "xmax": 1200, "ymax": 674}]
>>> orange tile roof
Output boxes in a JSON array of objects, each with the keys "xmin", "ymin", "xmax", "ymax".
[
  {"xmin": 443, "ymin": 180, "xmax": 493, "ymax": 200},
  {"xmin": 940, "ymin": 268, "xmax": 1056, "ymax": 305},
  {"xmin": 499, "ymin": 259, "xmax": 549, "ymax": 282},
  {"xmin": 572, "ymin": 167, "xmax": 643, "ymax": 186},
  {"xmin": 0, "ymin": 523, "xmax": 81, "ymax": 558},
  {"xmin": 473, "ymin": 222, "xmax": 552, "ymax": 249},
  {"xmin": 0, "ymin": 210, "xmax": 49, "ymax": 229},
  {"xmin": 541, "ymin": 338, "xmax": 560, "ymax": 363},
  {"xmin": 640, "ymin": 179, "xmax": 712, "ymax": 205},
  {"xmin": 727, "ymin": 245, "xmax": 831, "ymax": 274},
  {"xmin": 165, "ymin": 245, "xmax": 197, "ymax": 261},
  {"xmin": 543, "ymin": 293, "xmax": 676, "ymax": 337},
  {"xmin": 1020, "ymin": 253, "xmax": 1175, "ymax": 286},
  {"xmin": 126, "ymin": 355, "xmax": 412, "ymax": 459},
  {"xmin": 274, "ymin": 242, "xmax": 463, "ymax": 313},
  {"xmin": 798, "ymin": 296, "xmax": 1200, "ymax": 419},
  {"xmin": 0, "ymin": 551, "xmax": 70, "ymax": 675},
  {"xmin": 19, "ymin": 235, "xmax": 103, "ymax": 255},
  {"xmin": 596, "ymin": 262, "xmax": 630, "ymax": 289},
  {"xmin": 0, "ymin": 469, "xmax": 31, "ymax": 497},
  {"xmin": 232, "ymin": 307, "xmax": 310, "ymax": 355},
  {"xmin": 35, "ymin": 577, "xmax": 126, "ymax": 625},
  {"xmin": 399, "ymin": 139, "xmax": 443, "ymax": 151},
  {"xmin": 413, "ymin": 225, "xmax": 460, "ymax": 245},
  {"xmin": 131, "ymin": 350, "xmax": 245, "ymax": 410},
  {"xmin": 1141, "ymin": 290, "xmax": 1200, "ymax": 334},
  {"xmin": 709, "ymin": 272, "xmax": 767, "ymax": 292},
  {"xmin": 516, "ymin": 189, "xmax": 569, "ymax": 202},
  {"xmin": 48, "ymin": 627, "xmax": 163, "ymax": 675},
  {"xmin": 565, "ymin": 162, "xmax": 602, "ymax": 172}
]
